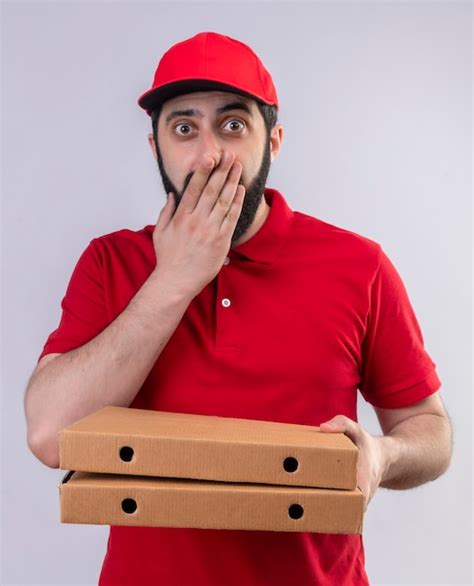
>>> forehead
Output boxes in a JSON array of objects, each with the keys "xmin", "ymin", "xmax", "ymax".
[{"xmin": 162, "ymin": 90, "xmax": 255, "ymax": 111}]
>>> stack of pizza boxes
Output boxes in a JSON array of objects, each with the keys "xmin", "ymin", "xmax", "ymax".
[{"xmin": 58, "ymin": 406, "xmax": 364, "ymax": 534}]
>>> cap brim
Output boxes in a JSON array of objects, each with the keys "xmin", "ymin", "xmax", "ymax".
[{"xmin": 137, "ymin": 79, "xmax": 269, "ymax": 115}]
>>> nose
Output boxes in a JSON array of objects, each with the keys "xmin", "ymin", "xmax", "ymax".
[{"xmin": 197, "ymin": 128, "xmax": 225, "ymax": 167}]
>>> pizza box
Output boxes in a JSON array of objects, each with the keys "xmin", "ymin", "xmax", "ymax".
[
  {"xmin": 59, "ymin": 406, "xmax": 359, "ymax": 490},
  {"xmin": 59, "ymin": 470, "xmax": 364, "ymax": 534}
]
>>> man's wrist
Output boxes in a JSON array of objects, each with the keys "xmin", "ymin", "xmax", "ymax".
[{"xmin": 378, "ymin": 435, "xmax": 401, "ymax": 485}]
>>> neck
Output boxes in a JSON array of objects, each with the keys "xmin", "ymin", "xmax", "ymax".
[{"xmin": 231, "ymin": 194, "xmax": 271, "ymax": 248}]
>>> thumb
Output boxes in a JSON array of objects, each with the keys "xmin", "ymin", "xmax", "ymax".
[
  {"xmin": 155, "ymin": 192, "xmax": 175, "ymax": 232},
  {"xmin": 319, "ymin": 418, "xmax": 343, "ymax": 432}
]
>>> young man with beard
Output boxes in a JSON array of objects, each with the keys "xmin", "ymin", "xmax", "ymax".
[{"xmin": 25, "ymin": 31, "xmax": 452, "ymax": 585}]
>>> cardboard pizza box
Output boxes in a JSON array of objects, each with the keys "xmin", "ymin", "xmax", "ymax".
[
  {"xmin": 59, "ymin": 406, "xmax": 358, "ymax": 490},
  {"xmin": 59, "ymin": 470, "xmax": 364, "ymax": 534}
]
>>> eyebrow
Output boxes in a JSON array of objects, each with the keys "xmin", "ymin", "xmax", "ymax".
[{"xmin": 165, "ymin": 100, "xmax": 254, "ymax": 126}]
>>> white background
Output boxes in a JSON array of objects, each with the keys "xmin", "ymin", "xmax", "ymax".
[{"xmin": 2, "ymin": 1, "xmax": 472, "ymax": 584}]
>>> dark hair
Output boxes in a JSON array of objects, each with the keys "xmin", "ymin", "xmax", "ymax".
[{"xmin": 150, "ymin": 98, "xmax": 278, "ymax": 150}]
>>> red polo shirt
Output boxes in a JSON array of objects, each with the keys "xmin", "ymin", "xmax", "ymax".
[{"xmin": 38, "ymin": 187, "xmax": 441, "ymax": 586}]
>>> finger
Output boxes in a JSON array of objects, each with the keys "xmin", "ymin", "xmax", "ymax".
[
  {"xmin": 193, "ymin": 150, "xmax": 236, "ymax": 217},
  {"xmin": 208, "ymin": 161, "xmax": 243, "ymax": 224},
  {"xmin": 319, "ymin": 422, "xmax": 341, "ymax": 432},
  {"xmin": 320, "ymin": 416, "xmax": 364, "ymax": 448},
  {"xmin": 155, "ymin": 193, "xmax": 176, "ymax": 232},
  {"xmin": 173, "ymin": 156, "xmax": 217, "ymax": 217},
  {"xmin": 219, "ymin": 184, "xmax": 245, "ymax": 233},
  {"xmin": 320, "ymin": 415, "xmax": 356, "ymax": 433},
  {"xmin": 319, "ymin": 417, "xmax": 347, "ymax": 432}
]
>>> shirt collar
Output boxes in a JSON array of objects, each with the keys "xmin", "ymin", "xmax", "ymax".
[
  {"xmin": 230, "ymin": 187, "xmax": 294, "ymax": 264},
  {"xmin": 144, "ymin": 187, "xmax": 294, "ymax": 265}
]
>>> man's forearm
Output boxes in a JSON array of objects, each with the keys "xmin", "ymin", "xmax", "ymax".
[
  {"xmin": 378, "ymin": 413, "xmax": 453, "ymax": 490},
  {"xmin": 24, "ymin": 269, "xmax": 193, "ymax": 467}
]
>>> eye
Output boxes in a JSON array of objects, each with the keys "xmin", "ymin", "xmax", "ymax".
[
  {"xmin": 174, "ymin": 123, "xmax": 192, "ymax": 136},
  {"xmin": 224, "ymin": 119, "xmax": 245, "ymax": 132}
]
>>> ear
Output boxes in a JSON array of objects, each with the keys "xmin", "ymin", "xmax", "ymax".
[
  {"xmin": 148, "ymin": 133, "xmax": 158, "ymax": 160},
  {"xmin": 269, "ymin": 124, "xmax": 283, "ymax": 162}
]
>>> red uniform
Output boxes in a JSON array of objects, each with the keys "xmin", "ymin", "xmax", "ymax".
[{"xmin": 38, "ymin": 187, "xmax": 441, "ymax": 585}]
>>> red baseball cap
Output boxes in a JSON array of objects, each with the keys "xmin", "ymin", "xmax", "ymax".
[{"xmin": 137, "ymin": 31, "xmax": 279, "ymax": 116}]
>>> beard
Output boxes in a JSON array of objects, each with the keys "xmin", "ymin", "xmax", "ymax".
[{"xmin": 154, "ymin": 136, "xmax": 271, "ymax": 245}]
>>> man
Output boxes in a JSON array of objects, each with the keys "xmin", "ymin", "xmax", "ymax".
[{"xmin": 25, "ymin": 31, "xmax": 452, "ymax": 585}]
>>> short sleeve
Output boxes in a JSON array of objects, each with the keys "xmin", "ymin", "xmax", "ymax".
[
  {"xmin": 359, "ymin": 246, "xmax": 442, "ymax": 408},
  {"xmin": 37, "ymin": 239, "xmax": 109, "ymax": 363}
]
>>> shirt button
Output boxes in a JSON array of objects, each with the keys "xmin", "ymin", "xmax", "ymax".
[
  {"xmin": 223, "ymin": 256, "xmax": 230, "ymax": 265},
  {"xmin": 221, "ymin": 298, "xmax": 231, "ymax": 308}
]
